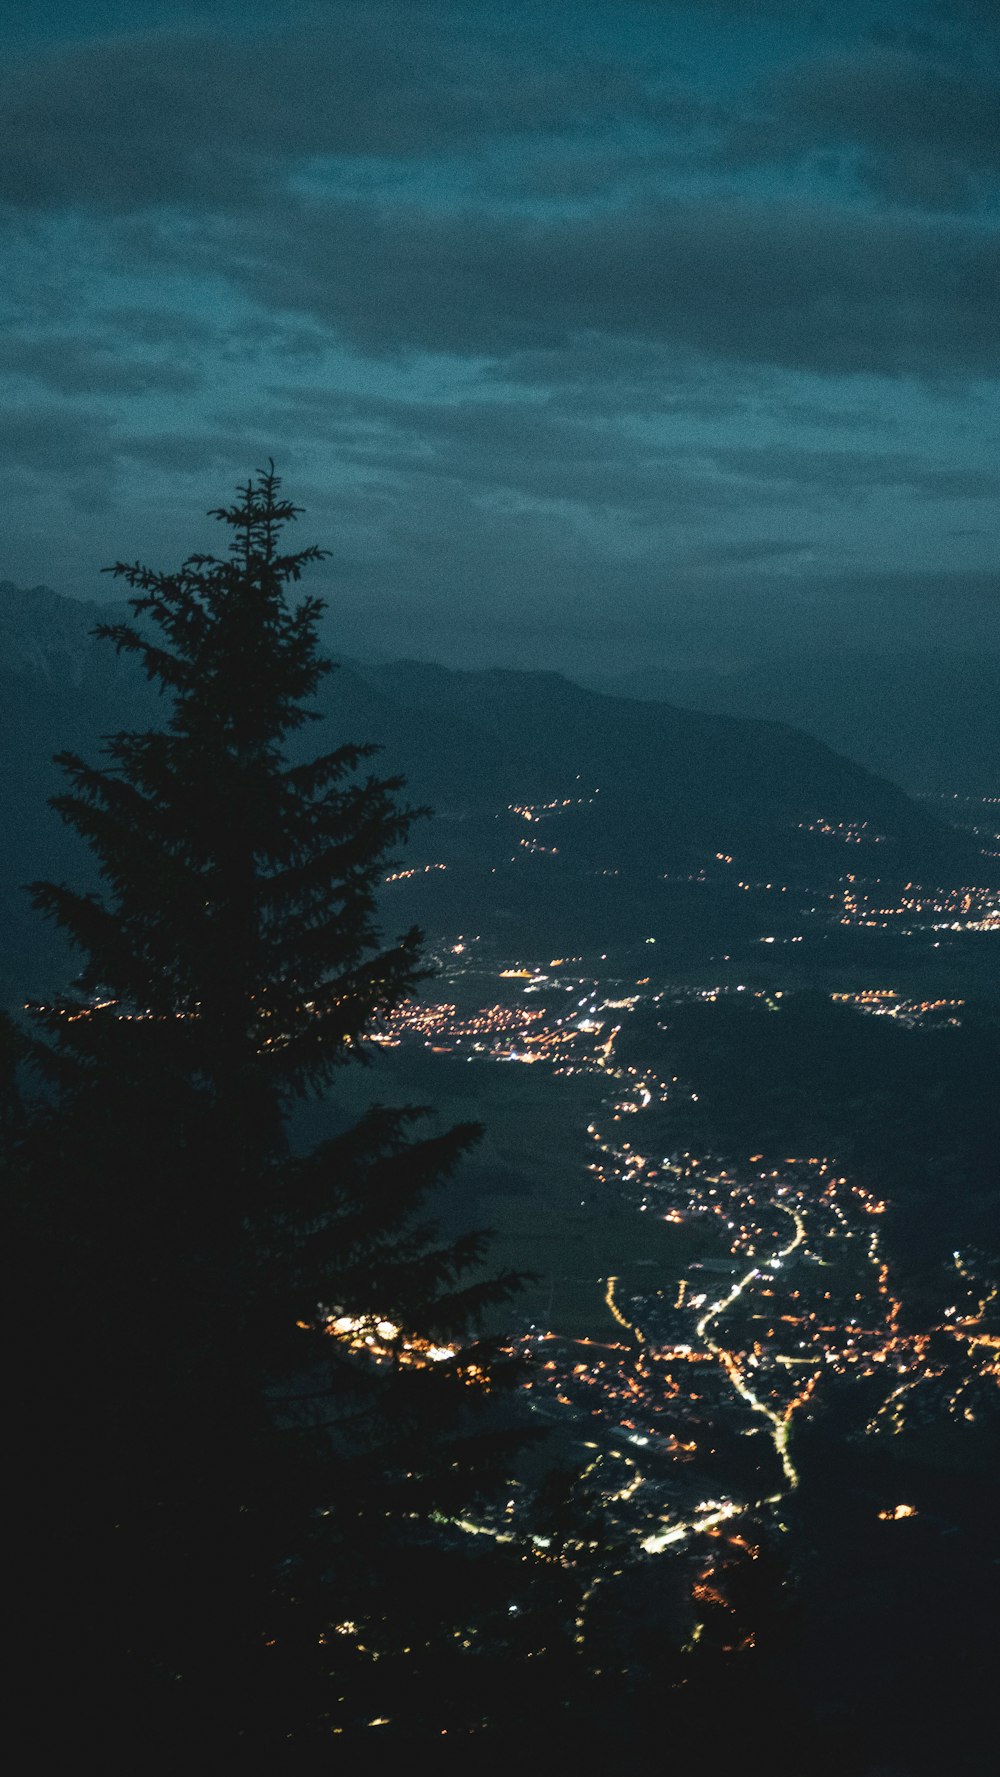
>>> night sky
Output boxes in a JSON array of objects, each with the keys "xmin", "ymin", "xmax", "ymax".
[{"xmin": 2, "ymin": 0, "xmax": 998, "ymax": 673}]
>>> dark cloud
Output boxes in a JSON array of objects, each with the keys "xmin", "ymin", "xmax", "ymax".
[
  {"xmin": 171, "ymin": 190, "xmax": 1000, "ymax": 379},
  {"xmin": 482, "ymin": 339, "xmax": 744, "ymax": 408},
  {"xmin": 118, "ymin": 429, "xmax": 281, "ymax": 474},
  {"xmin": 726, "ymin": 46, "xmax": 1000, "ymax": 209},
  {"xmin": 0, "ymin": 405, "xmax": 116, "ymax": 476},
  {"xmin": 0, "ymin": 7, "xmax": 650, "ymax": 212},
  {"xmin": 101, "ymin": 306, "xmax": 220, "ymax": 348},
  {"xmin": 0, "ymin": 333, "xmax": 200, "ymax": 397},
  {"xmin": 264, "ymin": 387, "xmax": 997, "ymax": 524},
  {"xmin": 670, "ymin": 537, "xmax": 819, "ymax": 573},
  {"xmin": 0, "ymin": 404, "xmax": 275, "ymax": 486},
  {"xmin": 701, "ymin": 443, "xmax": 1000, "ymax": 501},
  {"xmin": 5, "ymin": 6, "xmax": 996, "ymax": 386},
  {"xmin": 267, "ymin": 386, "xmax": 746, "ymax": 518},
  {"xmin": 1, "ymin": 0, "xmax": 996, "ymax": 677}
]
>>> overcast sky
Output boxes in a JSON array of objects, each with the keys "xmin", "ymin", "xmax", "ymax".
[{"xmin": 2, "ymin": 0, "xmax": 998, "ymax": 672}]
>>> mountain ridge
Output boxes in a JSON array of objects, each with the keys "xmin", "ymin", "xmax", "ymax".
[
  {"xmin": 0, "ymin": 581, "xmax": 988, "ymax": 1001},
  {"xmin": 582, "ymin": 649, "xmax": 1000, "ymax": 797}
]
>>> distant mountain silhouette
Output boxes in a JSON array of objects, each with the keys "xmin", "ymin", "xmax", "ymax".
[
  {"xmin": 584, "ymin": 651, "xmax": 1000, "ymax": 796},
  {"xmin": 351, "ymin": 656, "xmax": 950, "ymax": 859},
  {"xmin": 0, "ymin": 584, "xmax": 986, "ymax": 1000},
  {"xmin": 0, "ymin": 580, "xmax": 110, "ymax": 682}
]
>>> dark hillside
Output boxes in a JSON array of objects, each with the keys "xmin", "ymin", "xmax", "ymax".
[
  {"xmin": 0, "ymin": 585, "xmax": 987, "ymax": 998},
  {"xmin": 589, "ymin": 649, "xmax": 1000, "ymax": 797}
]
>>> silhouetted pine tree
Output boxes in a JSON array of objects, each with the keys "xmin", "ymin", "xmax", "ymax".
[{"xmin": 7, "ymin": 469, "xmax": 564, "ymax": 1754}]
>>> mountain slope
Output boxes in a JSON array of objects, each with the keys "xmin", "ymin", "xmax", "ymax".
[
  {"xmin": 586, "ymin": 651, "xmax": 1000, "ymax": 796},
  {"xmin": 0, "ymin": 585, "xmax": 983, "ymax": 998}
]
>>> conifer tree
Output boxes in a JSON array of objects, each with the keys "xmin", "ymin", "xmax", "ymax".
[{"xmin": 8, "ymin": 469, "xmax": 554, "ymax": 1752}]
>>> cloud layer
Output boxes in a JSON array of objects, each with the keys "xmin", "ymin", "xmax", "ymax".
[{"xmin": 1, "ymin": 0, "xmax": 996, "ymax": 669}]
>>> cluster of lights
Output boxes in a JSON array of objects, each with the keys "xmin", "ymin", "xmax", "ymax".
[
  {"xmin": 382, "ymin": 863, "xmax": 448, "ymax": 885},
  {"xmin": 315, "ymin": 1311, "xmax": 475, "ymax": 1375},
  {"xmin": 506, "ymin": 788, "xmax": 599, "ymax": 824},
  {"xmin": 831, "ymin": 989, "xmax": 965, "ymax": 1026},
  {"xmin": 798, "ymin": 817, "xmax": 885, "ymax": 844},
  {"xmin": 836, "ymin": 874, "xmax": 1000, "ymax": 932},
  {"xmin": 372, "ymin": 998, "xmax": 547, "ymax": 1051}
]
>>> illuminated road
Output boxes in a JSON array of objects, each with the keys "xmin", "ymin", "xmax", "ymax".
[
  {"xmin": 604, "ymin": 1273, "xmax": 645, "ymax": 1345},
  {"xmin": 694, "ymin": 1202, "xmax": 808, "ymax": 1492}
]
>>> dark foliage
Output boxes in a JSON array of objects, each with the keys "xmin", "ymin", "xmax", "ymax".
[{"xmin": 5, "ymin": 470, "xmax": 560, "ymax": 1753}]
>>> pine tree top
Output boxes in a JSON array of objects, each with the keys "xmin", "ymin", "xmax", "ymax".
[
  {"xmin": 99, "ymin": 463, "xmax": 333, "ymax": 749},
  {"xmin": 30, "ymin": 467, "xmax": 427, "ymax": 1100}
]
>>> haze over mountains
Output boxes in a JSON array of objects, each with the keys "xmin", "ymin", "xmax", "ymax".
[
  {"xmin": 584, "ymin": 652, "xmax": 1000, "ymax": 797},
  {"xmin": 1, "ymin": 581, "xmax": 987, "ymax": 1000}
]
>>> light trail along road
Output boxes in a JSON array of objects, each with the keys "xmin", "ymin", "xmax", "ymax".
[{"xmin": 695, "ymin": 1202, "xmax": 808, "ymax": 1493}]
